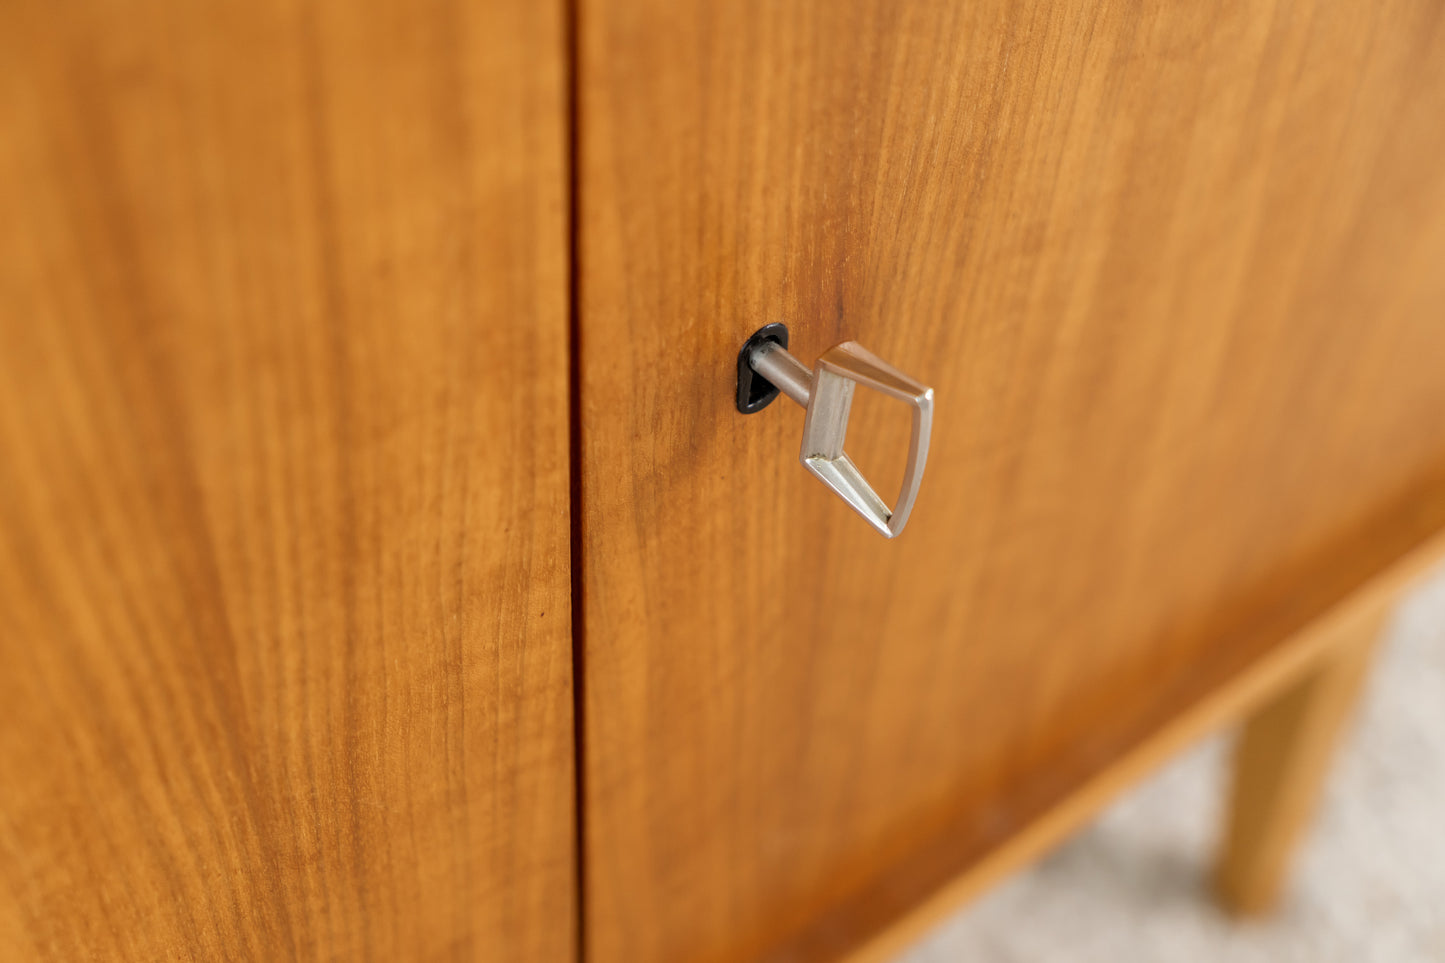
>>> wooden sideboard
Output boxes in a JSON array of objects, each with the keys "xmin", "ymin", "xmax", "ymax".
[{"xmin": 3, "ymin": 0, "xmax": 1444, "ymax": 960}]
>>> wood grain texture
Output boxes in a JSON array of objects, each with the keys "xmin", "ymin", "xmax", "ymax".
[
  {"xmin": 575, "ymin": 1, "xmax": 1445, "ymax": 960},
  {"xmin": 0, "ymin": 0, "xmax": 573, "ymax": 959},
  {"xmin": 1214, "ymin": 608, "xmax": 1383, "ymax": 916}
]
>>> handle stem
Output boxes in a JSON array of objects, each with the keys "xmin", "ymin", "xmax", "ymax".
[{"xmin": 749, "ymin": 342, "xmax": 813, "ymax": 407}]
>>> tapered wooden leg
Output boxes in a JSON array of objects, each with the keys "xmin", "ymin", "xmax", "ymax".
[{"xmin": 1213, "ymin": 609, "xmax": 1385, "ymax": 915}]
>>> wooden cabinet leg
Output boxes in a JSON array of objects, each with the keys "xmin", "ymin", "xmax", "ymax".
[{"xmin": 1213, "ymin": 610, "xmax": 1385, "ymax": 915}]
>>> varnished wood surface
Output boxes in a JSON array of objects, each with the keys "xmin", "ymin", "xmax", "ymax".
[
  {"xmin": 0, "ymin": 1, "xmax": 573, "ymax": 959},
  {"xmin": 576, "ymin": 1, "xmax": 1445, "ymax": 960}
]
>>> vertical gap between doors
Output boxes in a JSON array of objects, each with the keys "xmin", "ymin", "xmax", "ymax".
[{"xmin": 563, "ymin": 0, "xmax": 587, "ymax": 958}]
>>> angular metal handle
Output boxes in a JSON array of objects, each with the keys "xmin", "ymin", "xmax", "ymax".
[{"xmin": 741, "ymin": 328, "xmax": 934, "ymax": 538}]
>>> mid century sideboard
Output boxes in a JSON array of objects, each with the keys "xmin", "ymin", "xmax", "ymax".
[{"xmin": 3, "ymin": 0, "xmax": 1444, "ymax": 960}]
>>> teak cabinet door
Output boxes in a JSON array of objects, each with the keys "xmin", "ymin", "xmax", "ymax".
[
  {"xmin": 0, "ymin": 1, "xmax": 573, "ymax": 959},
  {"xmin": 576, "ymin": 1, "xmax": 1445, "ymax": 960}
]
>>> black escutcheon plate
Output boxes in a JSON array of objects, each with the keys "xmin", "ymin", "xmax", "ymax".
[{"xmin": 735, "ymin": 323, "xmax": 791, "ymax": 414}]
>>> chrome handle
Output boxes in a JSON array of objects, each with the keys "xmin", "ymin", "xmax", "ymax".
[{"xmin": 738, "ymin": 325, "xmax": 934, "ymax": 538}]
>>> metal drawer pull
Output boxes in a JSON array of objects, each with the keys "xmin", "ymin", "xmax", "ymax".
[{"xmin": 736, "ymin": 324, "xmax": 934, "ymax": 538}]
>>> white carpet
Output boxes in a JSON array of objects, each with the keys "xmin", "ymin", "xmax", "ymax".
[{"xmin": 901, "ymin": 565, "xmax": 1445, "ymax": 963}]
